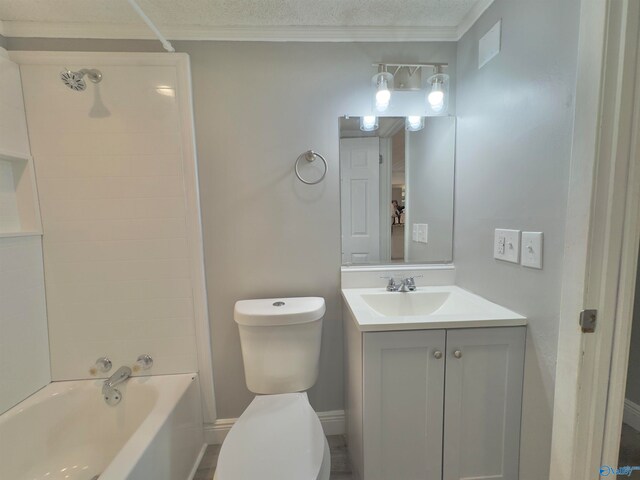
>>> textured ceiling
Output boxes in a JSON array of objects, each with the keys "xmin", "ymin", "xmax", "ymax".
[{"xmin": 0, "ymin": 0, "xmax": 484, "ymax": 27}]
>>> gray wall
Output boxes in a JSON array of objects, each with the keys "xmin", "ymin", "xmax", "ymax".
[
  {"xmin": 454, "ymin": 0, "xmax": 580, "ymax": 478},
  {"xmin": 5, "ymin": 37, "xmax": 457, "ymax": 418},
  {"xmin": 184, "ymin": 41, "xmax": 456, "ymax": 417},
  {"xmin": 406, "ymin": 116, "xmax": 455, "ymax": 263},
  {"xmin": 627, "ymin": 253, "xmax": 640, "ymax": 405}
]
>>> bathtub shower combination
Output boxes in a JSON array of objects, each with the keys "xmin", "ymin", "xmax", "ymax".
[
  {"xmin": 0, "ymin": 375, "xmax": 204, "ymax": 480},
  {"xmin": 0, "ymin": 50, "xmax": 212, "ymax": 480}
]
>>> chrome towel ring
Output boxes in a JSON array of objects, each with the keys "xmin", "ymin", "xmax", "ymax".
[{"xmin": 295, "ymin": 150, "xmax": 328, "ymax": 185}]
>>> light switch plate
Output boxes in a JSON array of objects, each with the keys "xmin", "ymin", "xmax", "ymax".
[
  {"xmin": 412, "ymin": 223, "xmax": 428, "ymax": 243},
  {"xmin": 521, "ymin": 232, "xmax": 543, "ymax": 269},
  {"xmin": 479, "ymin": 20, "xmax": 502, "ymax": 69},
  {"xmin": 420, "ymin": 224, "xmax": 428, "ymax": 243},
  {"xmin": 494, "ymin": 228, "xmax": 520, "ymax": 263}
]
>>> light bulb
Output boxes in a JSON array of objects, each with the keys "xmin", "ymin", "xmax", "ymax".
[
  {"xmin": 371, "ymin": 69, "xmax": 394, "ymax": 113},
  {"xmin": 428, "ymin": 90, "xmax": 444, "ymax": 107},
  {"xmin": 406, "ymin": 116, "xmax": 424, "ymax": 132},
  {"xmin": 360, "ymin": 116, "xmax": 378, "ymax": 132},
  {"xmin": 375, "ymin": 78, "xmax": 391, "ymax": 111},
  {"xmin": 426, "ymin": 71, "xmax": 449, "ymax": 114}
]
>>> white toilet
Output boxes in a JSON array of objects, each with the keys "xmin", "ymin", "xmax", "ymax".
[{"xmin": 214, "ymin": 297, "xmax": 330, "ymax": 480}]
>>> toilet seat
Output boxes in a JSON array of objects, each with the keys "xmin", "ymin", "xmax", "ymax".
[{"xmin": 215, "ymin": 392, "xmax": 327, "ymax": 480}]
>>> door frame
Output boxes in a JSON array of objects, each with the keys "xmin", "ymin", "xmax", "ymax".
[{"xmin": 550, "ymin": 1, "xmax": 640, "ymax": 478}]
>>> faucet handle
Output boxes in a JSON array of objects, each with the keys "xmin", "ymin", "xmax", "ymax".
[
  {"xmin": 380, "ymin": 276, "xmax": 398, "ymax": 291},
  {"xmin": 133, "ymin": 354, "xmax": 153, "ymax": 372},
  {"xmin": 90, "ymin": 356, "xmax": 112, "ymax": 376}
]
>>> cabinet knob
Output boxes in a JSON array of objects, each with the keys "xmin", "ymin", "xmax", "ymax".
[
  {"xmin": 453, "ymin": 350, "xmax": 463, "ymax": 359},
  {"xmin": 434, "ymin": 350, "xmax": 443, "ymax": 359}
]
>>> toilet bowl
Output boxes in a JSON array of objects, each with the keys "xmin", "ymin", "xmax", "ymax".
[
  {"xmin": 214, "ymin": 297, "xmax": 329, "ymax": 480},
  {"xmin": 214, "ymin": 393, "xmax": 330, "ymax": 480}
]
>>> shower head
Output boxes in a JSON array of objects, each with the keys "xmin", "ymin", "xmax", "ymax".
[{"xmin": 60, "ymin": 68, "xmax": 102, "ymax": 91}]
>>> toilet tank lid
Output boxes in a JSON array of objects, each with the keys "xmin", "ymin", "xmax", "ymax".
[{"xmin": 234, "ymin": 297, "xmax": 326, "ymax": 326}]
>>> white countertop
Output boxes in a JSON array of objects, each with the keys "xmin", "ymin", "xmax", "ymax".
[{"xmin": 341, "ymin": 285, "xmax": 527, "ymax": 332}]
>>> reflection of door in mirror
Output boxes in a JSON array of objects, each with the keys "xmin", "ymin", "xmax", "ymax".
[
  {"xmin": 340, "ymin": 137, "xmax": 380, "ymax": 264},
  {"xmin": 391, "ymin": 130, "xmax": 406, "ymax": 262}
]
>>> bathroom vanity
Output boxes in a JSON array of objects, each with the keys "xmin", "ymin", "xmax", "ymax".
[{"xmin": 342, "ymin": 286, "xmax": 527, "ymax": 480}]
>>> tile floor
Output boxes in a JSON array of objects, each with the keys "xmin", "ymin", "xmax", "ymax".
[
  {"xmin": 193, "ymin": 435, "xmax": 353, "ymax": 480},
  {"xmin": 193, "ymin": 426, "xmax": 640, "ymax": 479},
  {"xmin": 618, "ymin": 423, "xmax": 640, "ymax": 478}
]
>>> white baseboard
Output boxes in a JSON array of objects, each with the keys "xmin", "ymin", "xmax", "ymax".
[
  {"xmin": 624, "ymin": 398, "xmax": 640, "ymax": 431},
  {"xmin": 204, "ymin": 409, "xmax": 345, "ymax": 445}
]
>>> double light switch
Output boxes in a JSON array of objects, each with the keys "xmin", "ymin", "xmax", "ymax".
[{"xmin": 412, "ymin": 224, "xmax": 428, "ymax": 244}]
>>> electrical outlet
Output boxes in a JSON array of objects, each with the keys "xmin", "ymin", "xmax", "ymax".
[{"xmin": 494, "ymin": 229, "xmax": 520, "ymax": 263}]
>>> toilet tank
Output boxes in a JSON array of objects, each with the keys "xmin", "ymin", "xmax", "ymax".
[{"xmin": 234, "ymin": 297, "xmax": 326, "ymax": 394}]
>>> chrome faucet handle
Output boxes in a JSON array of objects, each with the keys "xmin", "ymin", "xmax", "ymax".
[
  {"xmin": 134, "ymin": 354, "xmax": 153, "ymax": 372},
  {"xmin": 380, "ymin": 276, "xmax": 398, "ymax": 291},
  {"xmin": 90, "ymin": 356, "xmax": 112, "ymax": 376}
]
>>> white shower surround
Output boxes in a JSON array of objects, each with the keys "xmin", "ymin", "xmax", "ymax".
[{"xmin": 9, "ymin": 51, "xmax": 217, "ymax": 423}]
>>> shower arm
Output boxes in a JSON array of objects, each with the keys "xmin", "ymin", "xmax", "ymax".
[{"xmin": 126, "ymin": 0, "xmax": 175, "ymax": 53}]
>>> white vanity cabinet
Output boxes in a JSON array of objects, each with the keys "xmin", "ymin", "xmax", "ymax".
[
  {"xmin": 363, "ymin": 329, "xmax": 446, "ymax": 480},
  {"xmin": 442, "ymin": 328, "xmax": 525, "ymax": 480},
  {"xmin": 345, "ymin": 311, "xmax": 526, "ymax": 480}
]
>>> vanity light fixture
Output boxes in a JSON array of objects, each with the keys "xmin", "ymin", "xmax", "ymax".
[
  {"xmin": 371, "ymin": 65, "xmax": 394, "ymax": 112},
  {"xmin": 371, "ymin": 63, "xmax": 449, "ymax": 116},
  {"xmin": 360, "ymin": 115, "xmax": 379, "ymax": 132},
  {"xmin": 426, "ymin": 66, "xmax": 450, "ymax": 115},
  {"xmin": 405, "ymin": 116, "xmax": 425, "ymax": 131}
]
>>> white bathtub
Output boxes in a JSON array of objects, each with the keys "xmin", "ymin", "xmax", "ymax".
[{"xmin": 0, "ymin": 374, "xmax": 205, "ymax": 480}]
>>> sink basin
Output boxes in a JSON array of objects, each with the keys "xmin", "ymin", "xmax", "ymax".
[
  {"xmin": 361, "ymin": 292, "xmax": 450, "ymax": 316},
  {"xmin": 341, "ymin": 286, "xmax": 527, "ymax": 331}
]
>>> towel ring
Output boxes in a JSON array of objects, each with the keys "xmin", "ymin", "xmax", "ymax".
[{"xmin": 295, "ymin": 150, "xmax": 328, "ymax": 185}]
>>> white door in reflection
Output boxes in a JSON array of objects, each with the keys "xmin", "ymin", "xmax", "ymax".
[{"xmin": 340, "ymin": 137, "xmax": 380, "ymax": 264}]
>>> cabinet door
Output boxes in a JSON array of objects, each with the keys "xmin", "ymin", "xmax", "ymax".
[
  {"xmin": 363, "ymin": 330, "xmax": 446, "ymax": 480},
  {"xmin": 443, "ymin": 327, "xmax": 526, "ymax": 480}
]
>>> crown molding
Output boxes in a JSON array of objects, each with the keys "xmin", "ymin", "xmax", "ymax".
[
  {"xmin": 1, "ymin": 1, "xmax": 494, "ymax": 43},
  {"xmin": 456, "ymin": 0, "xmax": 495, "ymax": 39},
  {"xmin": 1, "ymin": 21, "xmax": 465, "ymax": 43}
]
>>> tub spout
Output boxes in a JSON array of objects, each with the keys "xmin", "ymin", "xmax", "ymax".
[
  {"xmin": 102, "ymin": 366, "xmax": 132, "ymax": 405},
  {"xmin": 103, "ymin": 366, "xmax": 132, "ymax": 393}
]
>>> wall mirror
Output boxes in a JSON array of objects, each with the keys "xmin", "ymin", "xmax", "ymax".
[{"xmin": 339, "ymin": 116, "xmax": 455, "ymax": 265}]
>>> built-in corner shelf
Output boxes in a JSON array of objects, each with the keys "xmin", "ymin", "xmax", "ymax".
[
  {"xmin": 0, "ymin": 148, "xmax": 42, "ymax": 238},
  {"xmin": 0, "ymin": 51, "xmax": 42, "ymax": 239}
]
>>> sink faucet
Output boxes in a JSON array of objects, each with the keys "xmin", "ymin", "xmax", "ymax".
[
  {"xmin": 382, "ymin": 276, "xmax": 419, "ymax": 292},
  {"xmin": 102, "ymin": 366, "xmax": 132, "ymax": 405}
]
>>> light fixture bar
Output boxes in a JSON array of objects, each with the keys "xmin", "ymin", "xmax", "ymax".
[{"xmin": 372, "ymin": 63, "xmax": 448, "ymax": 69}]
